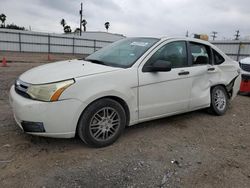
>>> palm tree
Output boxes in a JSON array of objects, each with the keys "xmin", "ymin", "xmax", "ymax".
[
  {"xmin": 0, "ymin": 14, "xmax": 7, "ymax": 27},
  {"xmin": 63, "ymin": 25, "xmax": 72, "ymax": 33},
  {"xmin": 82, "ymin": 19, "xmax": 87, "ymax": 32},
  {"xmin": 60, "ymin": 19, "xmax": 66, "ymax": 28},
  {"xmin": 104, "ymin": 22, "xmax": 110, "ymax": 32}
]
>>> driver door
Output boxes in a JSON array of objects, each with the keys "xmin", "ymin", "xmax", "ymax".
[{"xmin": 138, "ymin": 41, "xmax": 192, "ymax": 120}]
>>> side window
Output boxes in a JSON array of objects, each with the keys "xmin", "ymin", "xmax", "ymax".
[
  {"xmin": 190, "ymin": 43, "xmax": 211, "ymax": 65},
  {"xmin": 213, "ymin": 49, "xmax": 225, "ymax": 65},
  {"xmin": 146, "ymin": 41, "xmax": 188, "ymax": 68}
]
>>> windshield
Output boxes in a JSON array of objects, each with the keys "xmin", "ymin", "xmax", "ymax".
[{"xmin": 85, "ymin": 37, "xmax": 160, "ymax": 68}]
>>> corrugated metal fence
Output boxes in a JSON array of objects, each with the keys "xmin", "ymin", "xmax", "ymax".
[
  {"xmin": 1, "ymin": 29, "xmax": 250, "ymax": 61},
  {"xmin": 0, "ymin": 29, "xmax": 116, "ymax": 55},
  {"xmin": 211, "ymin": 41, "xmax": 250, "ymax": 61}
]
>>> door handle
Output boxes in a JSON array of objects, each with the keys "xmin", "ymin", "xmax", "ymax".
[
  {"xmin": 178, "ymin": 71, "xmax": 189, "ymax": 76},
  {"xmin": 207, "ymin": 67, "xmax": 215, "ymax": 71}
]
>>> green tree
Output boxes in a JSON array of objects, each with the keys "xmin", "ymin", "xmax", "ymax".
[
  {"xmin": 74, "ymin": 27, "xmax": 80, "ymax": 35},
  {"xmin": 6, "ymin": 23, "xmax": 25, "ymax": 30},
  {"xmin": 0, "ymin": 14, "xmax": 7, "ymax": 27},
  {"xmin": 64, "ymin": 25, "xmax": 72, "ymax": 33}
]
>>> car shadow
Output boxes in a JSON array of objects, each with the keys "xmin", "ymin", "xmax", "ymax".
[
  {"xmin": 21, "ymin": 108, "xmax": 210, "ymax": 149},
  {"xmin": 125, "ymin": 109, "xmax": 209, "ymax": 132},
  {"xmin": 238, "ymin": 92, "xmax": 250, "ymax": 97}
]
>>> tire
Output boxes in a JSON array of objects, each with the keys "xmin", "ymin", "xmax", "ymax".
[
  {"xmin": 77, "ymin": 98, "xmax": 126, "ymax": 147},
  {"xmin": 209, "ymin": 85, "xmax": 229, "ymax": 116}
]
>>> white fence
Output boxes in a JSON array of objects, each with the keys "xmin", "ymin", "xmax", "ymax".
[
  {"xmin": 0, "ymin": 29, "xmax": 124, "ymax": 55},
  {"xmin": 1, "ymin": 29, "xmax": 249, "ymax": 61},
  {"xmin": 211, "ymin": 40, "xmax": 250, "ymax": 61}
]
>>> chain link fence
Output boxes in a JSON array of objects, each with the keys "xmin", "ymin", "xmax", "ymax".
[
  {"xmin": 211, "ymin": 41, "xmax": 250, "ymax": 61},
  {"xmin": 0, "ymin": 29, "xmax": 124, "ymax": 55}
]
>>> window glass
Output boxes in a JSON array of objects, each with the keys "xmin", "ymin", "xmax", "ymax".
[
  {"xmin": 85, "ymin": 38, "xmax": 159, "ymax": 68},
  {"xmin": 190, "ymin": 43, "xmax": 210, "ymax": 65},
  {"xmin": 146, "ymin": 41, "xmax": 188, "ymax": 68},
  {"xmin": 213, "ymin": 50, "xmax": 225, "ymax": 65}
]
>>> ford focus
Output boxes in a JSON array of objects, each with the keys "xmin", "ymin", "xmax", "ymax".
[{"xmin": 10, "ymin": 37, "xmax": 241, "ymax": 147}]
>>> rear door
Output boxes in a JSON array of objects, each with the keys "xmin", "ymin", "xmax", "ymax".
[{"xmin": 187, "ymin": 42, "xmax": 216, "ymax": 109}]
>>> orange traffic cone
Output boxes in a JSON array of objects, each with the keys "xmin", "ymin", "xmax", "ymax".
[{"xmin": 1, "ymin": 57, "xmax": 7, "ymax": 67}]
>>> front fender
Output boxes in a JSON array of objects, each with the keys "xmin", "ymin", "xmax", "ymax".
[{"xmin": 60, "ymin": 68, "xmax": 139, "ymax": 125}]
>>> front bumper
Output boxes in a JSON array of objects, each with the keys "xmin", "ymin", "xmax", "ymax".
[{"xmin": 9, "ymin": 86, "xmax": 84, "ymax": 138}]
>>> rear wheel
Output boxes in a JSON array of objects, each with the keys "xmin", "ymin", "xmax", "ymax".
[
  {"xmin": 77, "ymin": 98, "xmax": 126, "ymax": 147},
  {"xmin": 209, "ymin": 85, "xmax": 228, "ymax": 115}
]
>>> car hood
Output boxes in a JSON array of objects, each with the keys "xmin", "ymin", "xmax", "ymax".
[
  {"xmin": 240, "ymin": 57, "xmax": 250, "ymax": 65},
  {"xmin": 19, "ymin": 59, "xmax": 121, "ymax": 84}
]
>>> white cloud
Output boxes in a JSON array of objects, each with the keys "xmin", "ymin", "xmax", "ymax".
[{"xmin": 0, "ymin": 0, "xmax": 249, "ymax": 39}]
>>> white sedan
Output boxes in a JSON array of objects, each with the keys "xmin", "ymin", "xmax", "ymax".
[{"xmin": 10, "ymin": 37, "xmax": 241, "ymax": 147}]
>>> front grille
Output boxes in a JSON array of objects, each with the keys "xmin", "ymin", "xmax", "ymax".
[
  {"xmin": 240, "ymin": 63, "xmax": 250, "ymax": 72},
  {"xmin": 15, "ymin": 79, "xmax": 31, "ymax": 99}
]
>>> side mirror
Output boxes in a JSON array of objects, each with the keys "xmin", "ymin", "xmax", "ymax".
[{"xmin": 143, "ymin": 60, "xmax": 172, "ymax": 72}]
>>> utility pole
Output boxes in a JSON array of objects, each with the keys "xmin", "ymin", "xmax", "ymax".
[
  {"xmin": 234, "ymin": 30, "xmax": 240, "ymax": 40},
  {"xmin": 211, "ymin": 31, "xmax": 218, "ymax": 40},
  {"xmin": 79, "ymin": 2, "xmax": 83, "ymax": 36},
  {"xmin": 185, "ymin": 30, "xmax": 189, "ymax": 37}
]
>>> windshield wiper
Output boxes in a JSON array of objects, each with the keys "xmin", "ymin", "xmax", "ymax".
[{"xmin": 85, "ymin": 59, "xmax": 107, "ymax": 65}]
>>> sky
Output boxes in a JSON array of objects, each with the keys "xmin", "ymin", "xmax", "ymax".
[{"xmin": 0, "ymin": 0, "xmax": 250, "ymax": 39}]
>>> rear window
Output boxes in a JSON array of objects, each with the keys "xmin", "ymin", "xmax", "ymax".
[{"xmin": 190, "ymin": 42, "xmax": 211, "ymax": 65}]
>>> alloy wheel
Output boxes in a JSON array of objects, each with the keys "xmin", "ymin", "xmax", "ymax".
[
  {"xmin": 89, "ymin": 107, "xmax": 121, "ymax": 141},
  {"xmin": 214, "ymin": 89, "xmax": 226, "ymax": 111}
]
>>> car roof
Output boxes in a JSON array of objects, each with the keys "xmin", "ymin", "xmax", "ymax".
[
  {"xmin": 127, "ymin": 36, "xmax": 228, "ymax": 59},
  {"xmin": 160, "ymin": 36, "xmax": 212, "ymax": 46},
  {"xmin": 127, "ymin": 36, "xmax": 211, "ymax": 46}
]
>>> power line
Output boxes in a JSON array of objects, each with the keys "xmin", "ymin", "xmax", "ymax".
[{"xmin": 79, "ymin": 2, "xmax": 83, "ymax": 36}]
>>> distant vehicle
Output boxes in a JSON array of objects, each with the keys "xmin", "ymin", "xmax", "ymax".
[
  {"xmin": 10, "ymin": 37, "xmax": 241, "ymax": 147},
  {"xmin": 239, "ymin": 57, "xmax": 250, "ymax": 93}
]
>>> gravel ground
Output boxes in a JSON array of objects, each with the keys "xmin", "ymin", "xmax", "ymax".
[{"xmin": 0, "ymin": 62, "xmax": 250, "ymax": 188}]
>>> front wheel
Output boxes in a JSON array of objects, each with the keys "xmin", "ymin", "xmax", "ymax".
[
  {"xmin": 209, "ymin": 85, "xmax": 229, "ymax": 115},
  {"xmin": 77, "ymin": 98, "xmax": 126, "ymax": 147}
]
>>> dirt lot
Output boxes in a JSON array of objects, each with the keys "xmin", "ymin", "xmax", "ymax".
[{"xmin": 0, "ymin": 62, "xmax": 250, "ymax": 188}]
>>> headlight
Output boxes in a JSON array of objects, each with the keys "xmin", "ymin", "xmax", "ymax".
[{"xmin": 27, "ymin": 79, "xmax": 75, "ymax": 102}]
